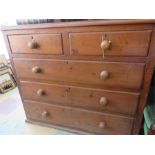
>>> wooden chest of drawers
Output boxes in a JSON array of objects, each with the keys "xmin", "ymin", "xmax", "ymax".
[{"xmin": 2, "ymin": 19, "xmax": 155, "ymax": 134}]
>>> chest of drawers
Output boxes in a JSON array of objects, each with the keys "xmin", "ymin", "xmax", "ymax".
[{"xmin": 2, "ymin": 19, "xmax": 155, "ymax": 134}]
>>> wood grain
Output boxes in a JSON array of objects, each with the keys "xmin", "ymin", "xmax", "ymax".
[
  {"xmin": 8, "ymin": 33, "xmax": 63, "ymax": 55},
  {"xmin": 69, "ymin": 30, "xmax": 151, "ymax": 57},
  {"xmin": 24, "ymin": 100, "xmax": 134, "ymax": 135},
  {"xmin": 2, "ymin": 20, "xmax": 155, "ymax": 135},
  {"xmin": 13, "ymin": 58, "xmax": 145, "ymax": 90},
  {"xmin": 20, "ymin": 81, "xmax": 140, "ymax": 116}
]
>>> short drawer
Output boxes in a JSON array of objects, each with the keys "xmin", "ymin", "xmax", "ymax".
[
  {"xmin": 69, "ymin": 30, "xmax": 151, "ymax": 57},
  {"xmin": 21, "ymin": 81, "xmax": 140, "ymax": 116},
  {"xmin": 14, "ymin": 59, "xmax": 145, "ymax": 90},
  {"xmin": 24, "ymin": 101, "xmax": 134, "ymax": 134},
  {"xmin": 8, "ymin": 33, "xmax": 63, "ymax": 55}
]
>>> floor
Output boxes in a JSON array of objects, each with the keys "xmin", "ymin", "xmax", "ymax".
[{"xmin": 0, "ymin": 87, "xmax": 74, "ymax": 135}]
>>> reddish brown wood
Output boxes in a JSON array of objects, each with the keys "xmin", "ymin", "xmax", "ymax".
[
  {"xmin": 2, "ymin": 20, "xmax": 155, "ymax": 135},
  {"xmin": 149, "ymin": 124, "xmax": 155, "ymax": 135},
  {"xmin": 2, "ymin": 23, "xmax": 153, "ymax": 36},
  {"xmin": 69, "ymin": 31, "xmax": 151, "ymax": 57},
  {"xmin": 8, "ymin": 33, "xmax": 63, "ymax": 55},
  {"xmin": 132, "ymin": 31, "xmax": 155, "ymax": 134},
  {"xmin": 25, "ymin": 119, "xmax": 89, "ymax": 135},
  {"xmin": 20, "ymin": 81, "xmax": 140, "ymax": 116},
  {"xmin": 13, "ymin": 59, "xmax": 145, "ymax": 90},
  {"xmin": 24, "ymin": 100, "xmax": 134, "ymax": 135}
]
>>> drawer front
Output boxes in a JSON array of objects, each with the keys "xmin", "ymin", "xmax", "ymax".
[
  {"xmin": 24, "ymin": 101, "xmax": 134, "ymax": 134},
  {"xmin": 14, "ymin": 59, "xmax": 145, "ymax": 90},
  {"xmin": 21, "ymin": 81, "xmax": 139, "ymax": 116},
  {"xmin": 9, "ymin": 34, "xmax": 63, "ymax": 55},
  {"xmin": 69, "ymin": 30, "xmax": 151, "ymax": 57}
]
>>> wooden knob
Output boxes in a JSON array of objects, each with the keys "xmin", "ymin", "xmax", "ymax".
[
  {"xmin": 99, "ymin": 122, "xmax": 106, "ymax": 129},
  {"xmin": 101, "ymin": 40, "xmax": 111, "ymax": 50},
  {"xmin": 100, "ymin": 97, "xmax": 108, "ymax": 106},
  {"xmin": 27, "ymin": 41, "xmax": 38, "ymax": 49},
  {"xmin": 41, "ymin": 111, "xmax": 49, "ymax": 117},
  {"xmin": 37, "ymin": 89, "xmax": 45, "ymax": 96},
  {"xmin": 32, "ymin": 66, "xmax": 41, "ymax": 73},
  {"xmin": 100, "ymin": 70, "xmax": 109, "ymax": 80}
]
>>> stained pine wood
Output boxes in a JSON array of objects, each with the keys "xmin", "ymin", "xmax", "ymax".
[
  {"xmin": 8, "ymin": 33, "xmax": 63, "ymax": 55},
  {"xmin": 24, "ymin": 100, "xmax": 134, "ymax": 135},
  {"xmin": 2, "ymin": 20, "xmax": 155, "ymax": 135},
  {"xmin": 13, "ymin": 58, "xmax": 145, "ymax": 90},
  {"xmin": 20, "ymin": 81, "xmax": 140, "ymax": 116},
  {"xmin": 69, "ymin": 30, "xmax": 151, "ymax": 57}
]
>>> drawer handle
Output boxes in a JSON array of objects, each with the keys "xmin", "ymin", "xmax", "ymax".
[
  {"xmin": 27, "ymin": 41, "xmax": 38, "ymax": 49},
  {"xmin": 100, "ymin": 70, "xmax": 109, "ymax": 80},
  {"xmin": 41, "ymin": 111, "xmax": 49, "ymax": 117},
  {"xmin": 32, "ymin": 66, "xmax": 41, "ymax": 73},
  {"xmin": 37, "ymin": 89, "xmax": 45, "ymax": 96},
  {"xmin": 99, "ymin": 122, "xmax": 106, "ymax": 129},
  {"xmin": 100, "ymin": 97, "xmax": 108, "ymax": 106},
  {"xmin": 101, "ymin": 40, "xmax": 111, "ymax": 58}
]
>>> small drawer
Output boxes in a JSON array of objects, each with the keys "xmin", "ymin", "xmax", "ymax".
[
  {"xmin": 14, "ymin": 58, "xmax": 145, "ymax": 90},
  {"xmin": 24, "ymin": 101, "xmax": 134, "ymax": 134},
  {"xmin": 21, "ymin": 81, "xmax": 140, "ymax": 116},
  {"xmin": 69, "ymin": 30, "xmax": 151, "ymax": 57},
  {"xmin": 8, "ymin": 33, "xmax": 63, "ymax": 55}
]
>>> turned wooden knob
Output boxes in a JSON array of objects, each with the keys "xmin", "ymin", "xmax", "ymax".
[
  {"xmin": 27, "ymin": 41, "xmax": 38, "ymax": 49},
  {"xmin": 37, "ymin": 89, "xmax": 45, "ymax": 96},
  {"xmin": 100, "ymin": 70, "xmax": 109, "ymax": 80},
  {"xmin": 32, "ymin": 66, "xmax": 41, "ymax": 73},
  {"xmin": 100, "ymin": 97, "xmax": 108, "ymax": 106},
  {"xmin": 101, "ymin": 40, "xmax": 111, "ymax": 50},
  {"xmin": 41, "ymin": 111, "xmax": 49, "ymax": 117},
  {"xmin": 99, "ymin": 122, "xmax": 106, "ymax": 129}
]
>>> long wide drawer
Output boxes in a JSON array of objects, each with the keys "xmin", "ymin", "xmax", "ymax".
[
  {"xmin": 69, "ymin": 30, "xmax": 151, "ymax": 57},
  {"xmin": 20, "ymin": 81, "xmax": 140, "ymax": 116},
  {"xmin": 24, "ymin": 101, "xmax": 134, "ymax": 134},
  {"xmin": 14, "ymin": 59, "xmax": 145, "ymax": 90},
  {"xmin": 8, "ymin": 33, "xmax": 63, "ymax": 55}
]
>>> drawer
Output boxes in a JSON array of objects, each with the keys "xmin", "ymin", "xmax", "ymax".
[
  {"xmin": 69, "ymin": 30, "xmax": 151, "ymax": 57},
  {"xmin": 21, "ymin": 81, "xmax": 140, "ymax": 116},
  {"xmin": 24, "ymin": 101, "xmax": 134, "ymax": 134},
  {"xmin": 14, "ymin": 59, "xmax": 145, "ymax": 90},
  {"xmin": 8, "ymin": 34, "xmax": 63, "ymax": 55}
]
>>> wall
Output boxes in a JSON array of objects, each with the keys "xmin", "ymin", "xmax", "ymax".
[
  {"xmin": 0, "ymin": 19, "xmax": 17, "ymax": 59},
  {"xmin": 0, "ymin": 32, "xmax": 9, "ymax": 59}
]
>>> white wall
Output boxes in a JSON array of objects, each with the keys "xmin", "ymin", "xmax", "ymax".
[
  {"xmin": 0, "ymin": 32, "xmax": 9, "ymax": 59},
  {"xmin": 0, "ymin": 19, "xmax": 17, "ymax": 59}
]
